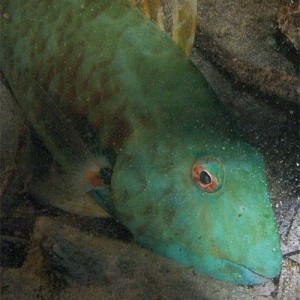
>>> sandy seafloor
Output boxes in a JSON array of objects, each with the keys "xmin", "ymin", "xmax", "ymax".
[{"xmin": 0, "ymin": 0, "xmax": 299, "ymax": 299}]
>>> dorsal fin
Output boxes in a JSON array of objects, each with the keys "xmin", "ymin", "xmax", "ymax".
[{"xmin": 130, "ymin": 0, "xmax": 197, "ymax": 56}]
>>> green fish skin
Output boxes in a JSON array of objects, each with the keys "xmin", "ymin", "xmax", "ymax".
[{"xmin": 0, "ymin": 0, "xmax": 282, "ymax": 285}]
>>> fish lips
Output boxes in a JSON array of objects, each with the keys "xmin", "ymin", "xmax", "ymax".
[{"xmin": 206, "ymin": 258, "xmax": 281, "ymax": 285}]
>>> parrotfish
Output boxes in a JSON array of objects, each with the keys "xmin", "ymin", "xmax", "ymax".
[{"xmin": 0, "ymin": 0, "xmax": 282, "ymax": 285}]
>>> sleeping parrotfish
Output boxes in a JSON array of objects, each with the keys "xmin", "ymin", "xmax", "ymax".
[{"xmin": 0, "ymin": 0, "xmax": 282, "ymax": 285}]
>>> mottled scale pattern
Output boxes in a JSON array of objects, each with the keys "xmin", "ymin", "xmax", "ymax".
[{"xmin": 1, "ymin": 0, "xmax": 220, "ymax": 153}]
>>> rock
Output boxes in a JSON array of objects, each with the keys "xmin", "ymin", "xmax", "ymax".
[
  {"xmin": 277, "ymin": 0, "xmax": 300, "ymax": 51},
  {"xmin": 0, "ymin": 216, "xmax": 281, "ymax": 300},
  {"xmin": 281, "ymin": 212, "xmax": 300, "ymax": 265},
  {"xmin": 196, "ymin": 0, "xmax": 300, "ymax": 105},
  {"xmin": 277, "ymin": 209, "xmax": 300, "ymax": 299},
  {"xmin": 0, "ymin": 215, "xmax": 35, "ymax": 267},
  {"xmin": 277, "ymin": 258, "xmax": 300, "ymax": 300},
  {"xmin": 0, "ymin": 236, "xmax": 28, "ymax": 268}
]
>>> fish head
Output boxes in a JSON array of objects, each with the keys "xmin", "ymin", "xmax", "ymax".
[
  {"xmin": 112, "ymin": 131, "xmax": 282, "ymax": 285},
  {"xmin": 184, "ymin": 139, "xmax": 282, "ymax": 284}
]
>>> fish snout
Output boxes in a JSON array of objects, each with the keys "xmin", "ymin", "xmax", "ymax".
[
  {"xmin": 216, "ymin": 259, "xmax": 274, "ymax": 285},
  {"xmin": 216, "ymin": 238, "xmax": 282, "ymax": 285}
]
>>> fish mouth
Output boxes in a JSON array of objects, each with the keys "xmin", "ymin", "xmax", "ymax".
[{"xmin": 216, "ymin": 259, "xmax": 273, "ymax": 285}]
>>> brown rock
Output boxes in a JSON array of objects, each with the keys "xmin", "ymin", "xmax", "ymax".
[
  {"xmin": 196, "ymin": 0, "xmax": 300, "ymax": 105},
  {"xmin": 277, "ymin": 0, "xmax": 300, "ymax": 51},
  {"xmin": 0, "ymin": 216, "xmax": 280, "ymax": 299}
]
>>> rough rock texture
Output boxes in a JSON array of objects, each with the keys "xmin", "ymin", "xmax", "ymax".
[
  {"xmin": 0, "ymin": 216, "xmax": 281, "ymax": 300},
  {"xmin": 196, "ymin": 0, "xmax": 300, "ymax": 105},
  {"xmin": 277, "ymin": 0, "xmax": 300, "ymax": 51}
]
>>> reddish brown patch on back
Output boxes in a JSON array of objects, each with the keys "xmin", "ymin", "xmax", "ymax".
[
  {"xmin": 104, "ymin": 109, "xmax": 132, "ymax": 151},
  {"xmin": 67, "ymin": 54, "xmax": 84, "ymax": 83},
  {"xmin": 81, "ymin": 66, "xmax": 97, "ymax": 93},
  {"xmin": 65, "ymin": 86, "xmax": 77, "ymax": 104},
  {"xmin": 138, "ymin": 112, "xmax": 152, "ymax": 129}
]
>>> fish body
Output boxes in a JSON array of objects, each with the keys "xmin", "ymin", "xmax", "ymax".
[{"xmin": 0, "ymin": 0, "xmax": 282, "ymax": 284}]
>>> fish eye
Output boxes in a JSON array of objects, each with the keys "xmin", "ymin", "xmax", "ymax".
[
  {"xmin": 199, "ymin": 171, "xmax": 211, "ymax": 185},
  {"xmin": 192, "ymin": 159, "xmax": 223, "ymax": 193}
]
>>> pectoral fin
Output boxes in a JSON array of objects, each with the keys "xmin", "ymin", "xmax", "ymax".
[
  {"xmin": 87, "ymin": 187, "xmax": 116, "ymax": 218},
  {"xmin": 32, "ymin": 161, "xmax": 111, "ymax": 218}
]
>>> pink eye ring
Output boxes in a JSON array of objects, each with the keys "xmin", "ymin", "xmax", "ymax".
[{"xmin": 192, "ymin": 163, "xmax": 219, "ymax": 193}]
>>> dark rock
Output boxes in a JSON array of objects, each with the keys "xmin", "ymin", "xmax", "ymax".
[
  {"xmin": 196, "ymin": 0, "xmax": 300, "ymax": 105},
  {"xmin": 63, "ymin": 216, "xmax": 133, "ymax": 241},
  {"xmin": 0, "ymin": 214, "xmax": 290, "ymax": 299},
  {"xmin": 0, "ymin": 217, "xmax": 35, "ymax": 240},
  {"xmin": 0, "ymin": 236, "xmax": 28, "ymax": 267},
  {"xmin": 35, "ymin": 217, "xmax": 274, "ymax": 299},
  {"xmin": 0, "ymin": 209, "xmax": 36, "ymax": 267}
]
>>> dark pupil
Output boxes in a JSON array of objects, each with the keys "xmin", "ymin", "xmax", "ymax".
[{"xmin": 199, "ymin": 171, "xmax": 211, "ymax": 185}]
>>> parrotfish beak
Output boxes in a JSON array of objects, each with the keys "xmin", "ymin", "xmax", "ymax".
[
  {"xmin": 154, "ymin": 231, "xmax": 282, "ymax": 285},
  {"xmin": 203, "ymin": 258, "xmax": 282, "ymax": 285}
]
